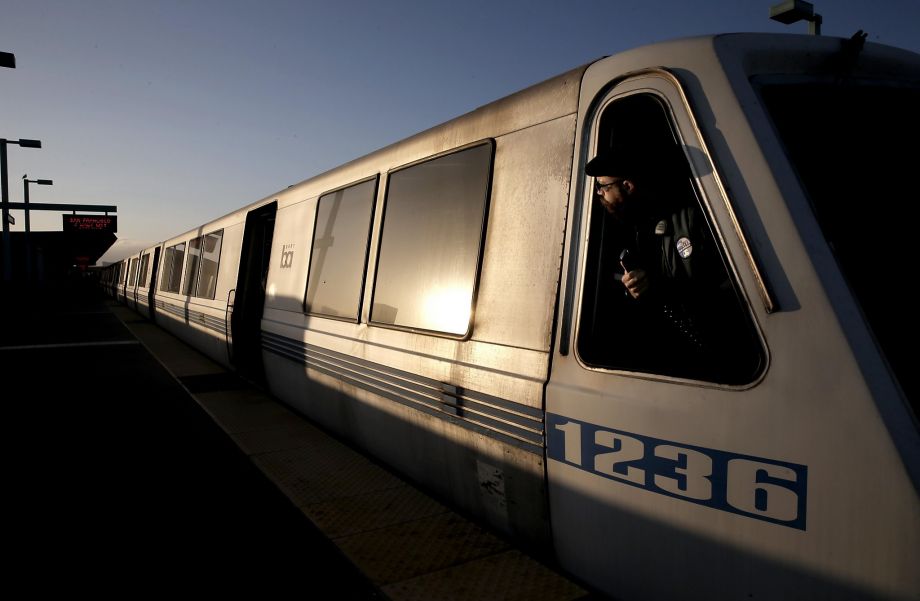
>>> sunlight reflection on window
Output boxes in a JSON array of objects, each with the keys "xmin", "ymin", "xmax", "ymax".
[
  {"xmin": 422, "ymin": 286, "xmax": 471, "ymax": 335},
  {"xmin": 371, "ymin": 143, "xmax": 491, "ymax": 335}
]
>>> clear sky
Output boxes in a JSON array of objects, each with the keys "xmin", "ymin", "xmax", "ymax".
[{"xmin": 2, "ymin": 0, "xmax": 918, "ymax": 263}]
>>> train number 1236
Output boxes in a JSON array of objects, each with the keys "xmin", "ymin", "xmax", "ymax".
[{"xmin": 546, "ymin": 414, "xmax": 808, "ymax": 530}]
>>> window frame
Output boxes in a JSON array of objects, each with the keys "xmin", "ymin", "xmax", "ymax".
[
  {"xmin": 303, "ymin": 175, "xmax": 379, "ymax": 323},
  {"xmin": 367, "ymin": 140, "xmax": 495, "ymax": 340},
  {"xmin": 182, "ymin": 235, "xmax": 203, "ymax": 297},
  {"xmin": 159, "ymin": 241, "xmax": 186, "ymax": 294},
  {"xmin": 194, "ymin": 228, "xmax": 224, "ymax": 300},
  {"xmin": 138, "ymin": 253, "xmax": 150, "ymax": 289},
  {"xmin": 572, "ymin": 80, "xmax": 766, "ymax": 386},
  {"xmin": 177, "ymin": 229, "xmax": 225, "ymax": 300},
  {"xmin": 128, "ymin": 257, "xmax": 138, "ymax": 287},
  {"xmin": 752, "ymin": 74, "xmax": 920, "ymax": 411}
]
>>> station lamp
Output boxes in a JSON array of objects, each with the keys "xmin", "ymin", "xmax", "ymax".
[
  {"xmin": 1, "ymin": 138, "xmax": 43, "ymax": 281},
  {"xmin": 770, "ymin": 0, "xmax": 823, "ymax": 35},
  {"xmin": 23, "ymin": 175, "xmax": 53, "ymax": 232},
  {"xmin": 22, "ymin": 175, "xmax": 53, "ymax": 281}
]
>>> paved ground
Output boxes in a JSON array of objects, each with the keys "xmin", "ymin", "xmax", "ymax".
[
  {"xmin": 3, "ymin": 279, "xmax": 382, "ymax": 596},
  {"xmin": 2, "ymin": 278, "xmax": 593, "ymax": 600}
]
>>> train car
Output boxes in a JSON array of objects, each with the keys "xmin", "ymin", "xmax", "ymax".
[
  {"xmin": 107, "ymin": 33, "xmax": 919, "ymax": 600},
  {"xmin": 152, "ymin": 219, "xmax": 241, "ymax": 366}
]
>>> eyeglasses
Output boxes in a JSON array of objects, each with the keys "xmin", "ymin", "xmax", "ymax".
[{"xmin": 595, "ymin": 179, "xmax": 622, "ymax": 193}]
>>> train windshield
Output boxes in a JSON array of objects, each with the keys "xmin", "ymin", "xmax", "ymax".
[{"xmin": 757, "ymin": 77, "xmax": 920, "ymax": 419}]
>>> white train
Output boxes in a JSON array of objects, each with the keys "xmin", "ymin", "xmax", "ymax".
[{"xmin": 102, "ymin": 33, "xmax": 919, "ymax": 600}]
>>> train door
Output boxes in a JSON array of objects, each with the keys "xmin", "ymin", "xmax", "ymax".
[
  {"xmin": 148, "ymin": 246, "xmax": 160, "ymax": 322},
  {"xmin": 231, "ymin": 201, "xmax": 277, "ymax": 383},
  {"xmin": 544, "ymin": 74, "xmax": 787, "ymax": 600}
]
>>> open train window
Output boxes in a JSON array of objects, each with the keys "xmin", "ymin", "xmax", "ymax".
[
  {"xmin": 180, "ymin": 230, "xmax": 224, "ymax": 299},
  {"xmin": 197, "ymin": 230, "xmax": 223, "ymax": 299},
  {"xmin": 182, "ymin": 237, "xmax": 202, "ymax": 296},
  {"xmin": 371, "ymin": 142, "xmax": 493, "ymax": 336},
  {"xmin": 304, "ymin": 177, "xmax": 377, "ymax": 321},
  {"xmin": 576, "ymin": 93, "xmax": 763, "ymax": 384},
  {"xmin": 128, "ymin": 257, "xmax": 138, "ymax": 287},
  {"xmin": 160, "ymin": 242, "xmax": 185, "ymax": 293},
  {"xmin": 138, "ymin": 254, "xmax": 150, "ymax": 289}
]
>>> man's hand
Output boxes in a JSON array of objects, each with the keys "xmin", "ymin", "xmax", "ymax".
[{"xmin": 621, "ymin": 268, "xmax": 650, "ymax": 300}]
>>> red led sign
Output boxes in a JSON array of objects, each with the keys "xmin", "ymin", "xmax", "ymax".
[{"xmin": 63, "ymin": 215, "xmax": 117, "ymax": 233}]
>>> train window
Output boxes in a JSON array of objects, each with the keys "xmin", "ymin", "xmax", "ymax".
[
  {"xmin": 196, "ymin": 230, "xmax": 223, "ymax": 300},
  {"xmin": 758, "ymin": 79, "xmax": 920, "ymax": 413},
  {"xmin": 577, "ymin": 93, "xmax": 763, "ymax": 384},
  {"xmin": 371, "ymin": 143, "xmax": 493, "ymax": 336},
  {"xmin": 305, "ymin": 178, "xmax": 377, "ymax": 321},
  {"xmin": 128, "ymin": 258, "xmax": 138, "ymax": 286},
  {"xmin": 183, "ymin": 236, "xmax": 202, "ymax": 296},
  {"xmin": 138, "ymin": 254, "xmax": 150, "ymax": 288},
  {"xmin": 160, "ymin": 242, "xmax": 185, "ymax": 293},
  {"xmin": 178, "ymin": 230, "xmax": 224, "ymax": 299}
]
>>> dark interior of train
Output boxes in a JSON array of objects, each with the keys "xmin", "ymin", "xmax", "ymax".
[{"xmin": 577, "ymin": 93, "xmax": 764, "ymax": 385}]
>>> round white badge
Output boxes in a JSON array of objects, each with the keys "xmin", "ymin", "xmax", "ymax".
[{"xmin": 676, "ymin": 237, "xmax": 693, "ymax": 259}]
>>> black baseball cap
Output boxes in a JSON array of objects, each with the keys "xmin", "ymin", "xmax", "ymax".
[{"xmin": 585, "ymin": 147, "xmax": 643, "ymax": 177}]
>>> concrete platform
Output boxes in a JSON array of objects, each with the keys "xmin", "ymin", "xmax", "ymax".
[{"xmin": 3, "ymin": 281, "xmax": 596, "ymax": 599}]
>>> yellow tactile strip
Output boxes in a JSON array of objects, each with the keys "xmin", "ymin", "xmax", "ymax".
[
  {"xmin": 254, "ymin": 445, "xmax": 407, "ymax": 506},
  {"xmin": 303, "ymin": 485, "xmax": 448, "ymax": 538},
  {"xmin": 195, "ymin": 389, "xmax": 304, "ymax": 434},
  {"xmin": 115, "ymin": 307, "xmax": 590, "ymax": 601},
  {"xmin": 231, "ymin": 421, "xmax": 327, "ymax": 455},
  {"xmin": 381, "ymin": 549, "xmax": 588, "ymax": 601},
  {"xmin": 334, "ymin": 512, "xmax": 512, "ymax": 585}
]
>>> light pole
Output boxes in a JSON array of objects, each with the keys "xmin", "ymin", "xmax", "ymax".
[
  {"xmin": 1, "ymin": 138, "xmax": 42, "ymax": 281},
  {"xmin": 770, "ymin": 0, "xmax": 823, "ymax": 35},
  {"xmin": 23, "ymin": 175, "xmax": 53, "ymax": 281}
]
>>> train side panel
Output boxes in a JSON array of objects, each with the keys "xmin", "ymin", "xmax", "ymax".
[{"xmin": 259, "ymin": 69, "xmax": 583, "ymax": 546}]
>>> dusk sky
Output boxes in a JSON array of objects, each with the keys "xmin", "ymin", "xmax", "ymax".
[{"xmin": 2, "ymin": 0, "xmax": 918, "ymax": 263}]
